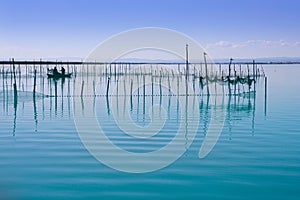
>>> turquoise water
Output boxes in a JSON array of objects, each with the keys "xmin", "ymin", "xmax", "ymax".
[{"xmin": 0, "ymin": 65, "xmax": 300, "ymax": 199}]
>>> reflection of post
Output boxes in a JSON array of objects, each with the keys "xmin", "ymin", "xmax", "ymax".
[
  {"xmin": 54, "ymin": 79, "xmax": 58, "ymax": 116},
  {"xmin": 93, "ymin": 80, "xmax": 96, "ymax": 97},
  {"xmin": 106, "ymin": 96, "xmax": 110, "ymax": 116},
  {"xmin": 13, "ymin": 89, "xmax": 18, "ymax": 136},
  {"xmin": 61, "ymin": 78, "xmax": 65, "ymax": 117},
  {"xmin": 143, "ymin": 75, "xmax": 146, "ymax": 121},
  {"xmin": 5, "ymin": 75, "xmax": 8, "ymax": 113},
  {"xmin": 184, "ymin": 83, "xmax": 189, "ymax": 149},
  {"xmin": 137, "ymin": 82, "xmax": 140, "ymax": 121},
  {"xmin": 203, "ymin": 95, "xmax": 210, "ymax": 136},
  {"xmin": 116, "ymin": 79, "xmax": 119, "ymax": 97},
  {"xmin": 81, "ymin": 95, "xmax": 85, "ymax": 115},
  {"xmin": 159, "ymin": 73, "xmax": 162, "ymax": 96},
  {"xmin": 123, "ymin": 78, "xmax": 126, "ymax": 96},
  {"xmin": 2, "ymin": 67, "xmax": 5, "ymax": 112},
  {"xmin": 123, "ymin": 94, "xmax": 126, "ymax": 117},
  {"xmin": 251, "ymin": 93, "xmax": 256, "ymax": 136},
  {"xmin": 176, "ymin": 93, "xmax": 179, "ymax": 123},
  {"xmin": 33, "ymin": 93, "xmax": 38, "ymax": 132},
  {"xmin": 264, "ymin": 77, "xmax": 267, "ymax": 116},
  {"xmin": 68, "ymin": 78, "xmax": 71, "ymax": 118},
  {"xmin": 168, "ymin": 94, "xmax": 171, "ymax": 119},
  {"xmin": 226, "ymin": 95, "xmax": 232, "ymax": 139},
  {"xmin": 234, "ymin": 70, "xmax": 237, "ymax": 96},
  {"xmin": 130, "ymin": 79, "xmax": 133, "ymax": 111},
  {"xmin": 49, "ymin": 80, "xmax": 52, "ymax": 119},
  {"xmin": 151, "ymin": 75, "xmax": 154, "ymax": 97},
  {"xmin": 42, "ymin": 77, "xmax": 45, "ymax": 120}
]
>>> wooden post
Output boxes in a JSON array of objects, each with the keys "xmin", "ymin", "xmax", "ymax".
[
  {"xmin": 159, "ymin": 74, "xmax": 162, "ymax": 96},
  {"xmin": 116, "ymin": 79, "xmax": 119, "ymax": 97},
  {"xmin": 168, "ymin": 75, "xmax": 171, "ymax": 96},
  {"xmin": 203, "ymin": 52, "xmax": 210, "ymax": 96},
  {"xmin": 143, "ymin": 75, "xmax": 146, "ymax": 97},
  {"xmin": 252, "ymin": 60, "xmax": 255, "ymax": 78},
  {"xmin": 18, "ymin": 64, "xmax": 21, "ymax": 83},
  {"xmin": 40, "ymin": 59, "xmax": 42, "ymax": 76},
  {"xmin": 228, "ymin": 58, "xmax": 233, "ymax": 77},
  {"xmin": 234, "ymin": 69, "xmax": 237, "ymax": 95},
  {"xmin": 26, "ymin": 64, "xmax": 28, "ymax": 79},
  {"xmin": 12, "ymin": 58, "xmax": 18, "ymax": 104},
  {"xmin": 177, "ymin": 76, "xmax": 179, "ymax": 96},
  {"xmin": 123, "ymin": 78, "xmax": 126, "ymax": 96},
  {"xmin": 151, "ymin": 75, "xmax": 154, "ymax": 97},
  {"xmin": 93, "ymin": 81, "xmax": 96, "ymax": 97},
  {"xmin": 247, "ymin": 64, "xmax": 250, "ymax": 77},
  {"xmin": 130, "ymin": 78, "xmax": 133, "ymax": 97},
  {"xmin": 12, "ymin": 59, "xmax": 16, "ymax": 86},
  {"xmin": 253, "ymin": 60, "xmax": 256, "ymax": 92},
  {"xmin": 33, "ymin": 69, "xmax": 37, "ymax": 97},
  {"xmin": 185, "ymin": 44, "xmax": 189, "ymax": 79},
  {"xmin": 233, "ymin": 64, "xmax": 236, "ymax": 78},
  {"xmin": 137, "ymin": 75, "xmax": 140, "ymax": 97}
]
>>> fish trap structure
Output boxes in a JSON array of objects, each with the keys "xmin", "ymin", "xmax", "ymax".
[{"xmin": 0, "ymin": 55, "xmax": 266, "ymax": 99}]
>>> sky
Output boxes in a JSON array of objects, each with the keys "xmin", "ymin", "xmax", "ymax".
[{"xmin": 0, "ymin": 0, "xmax": 300, "ymax": 60}]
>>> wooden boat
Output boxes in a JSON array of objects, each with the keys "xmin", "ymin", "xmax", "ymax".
[{"xmin": 47, "ymin": 72, "xmax": 72, "ymax": 78}]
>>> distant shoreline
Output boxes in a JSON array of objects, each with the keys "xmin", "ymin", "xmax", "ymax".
[{"xmin": 1, "ymin": 60, "xmax": 300, "ymax": 65}]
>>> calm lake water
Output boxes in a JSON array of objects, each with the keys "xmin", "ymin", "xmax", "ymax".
[{"xmin": 0, "ymin": 64, "xmax": 300, "ymax": 200}]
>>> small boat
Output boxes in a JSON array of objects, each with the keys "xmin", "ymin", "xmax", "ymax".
[{"xmin": 47, "ymin": 72, "xmax": 72, "ymax": 78}]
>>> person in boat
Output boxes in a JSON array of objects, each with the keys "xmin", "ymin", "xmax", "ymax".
[
  {"xmin": 53, "ymin": 67, "xmax": 59, "ymax": 75},
  {"xmin": 61, "ymin": 67, "xmax": 65, "ymax": 75}
]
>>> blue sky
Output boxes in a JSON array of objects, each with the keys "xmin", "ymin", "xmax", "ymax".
[{"xmin": 1, "ymin": 0, "xmax": 300, "ymax": 59}]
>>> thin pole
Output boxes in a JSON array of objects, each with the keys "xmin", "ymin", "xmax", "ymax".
[
  {"xmin": 229, "ymin": 58, "xmax": 233, "ymax": 77},
  {"xmin": 33, "ymin": 69, "xmax": 37, "ymax": 97},
  {"xmin": 12, "ymin": 58, "xmax": 17, "ymax": 97},
  {"xmin": 185, "ymin": 44, "xmax": 189, "ymax": 79},
  {"xmin": 253, "ymin": 60, "xmax": 256, "ymax": 92},
  {"xmin": 204, "ymin": 52, "xmax": 210, "ymax": 96},
  {"xmin": 252, "ymin": 60, "xmax": 255, "ymax": 78}
]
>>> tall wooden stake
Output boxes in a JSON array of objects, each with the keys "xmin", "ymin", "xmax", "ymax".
[
  {"xmin": 204, "ymin": 52, "xmax": 210, "ymax": 96},
  {"xmin": 185, "ymin": 44, "xmax": 189, "ymax": 79},
  {"xmin": 33, "ymin": 69, "xmax": 37, "ymax": 97}
]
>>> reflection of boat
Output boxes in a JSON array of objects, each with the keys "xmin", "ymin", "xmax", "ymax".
[
  {"xmin": 47, "ymin": 72, "xmax": 72, "ymax": 78},
  {"xmin": 237, "ymin": 91, "xmax": 256, "ymax": 98}
]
